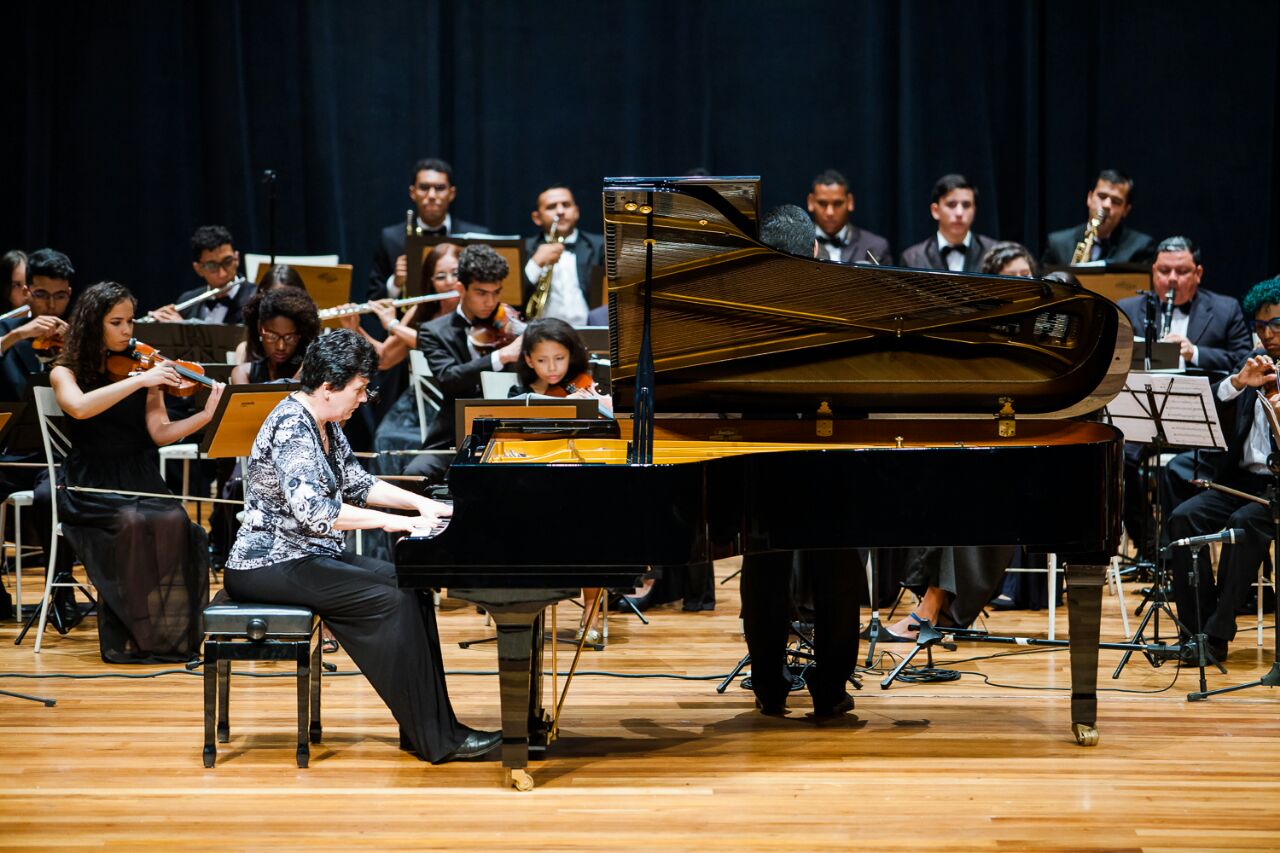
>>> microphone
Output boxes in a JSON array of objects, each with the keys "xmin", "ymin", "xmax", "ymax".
[
  {"xmin": 1167, "ymin": 528, "xmax": 1244, "ymax": 549},
  {"xmin": 1161, "ymin": 287, "xmax": 1176, "ymax": 338}
]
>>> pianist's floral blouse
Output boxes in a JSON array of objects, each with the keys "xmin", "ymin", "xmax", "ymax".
[{"xmin": 226, "ymin": 395, "xmax": 375, "ymax": 570}]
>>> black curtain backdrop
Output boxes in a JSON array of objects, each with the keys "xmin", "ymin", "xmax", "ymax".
[{"xmin": 3, "ymin": 0, "xmax": 1278, "ymax": 312}]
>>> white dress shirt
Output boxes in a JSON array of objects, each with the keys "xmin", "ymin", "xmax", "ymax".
[
  {"xmin": 1218, "ymin": 376, "xmax": 1273, "ymax": 475},
  {"xmin": 522, "ymin": 229, "xmax": 588, "ymax": 326},
  {"xmin": 935, "ymin": 231, "xmax": 972, "ymax": 272}
]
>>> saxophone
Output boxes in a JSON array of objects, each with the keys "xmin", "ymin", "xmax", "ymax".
[
  {"xmin": 1070, "ymin": 207, "xmax": 1109, "ymax": 265},
  {"xmin": 525, "ymin": 214, "xmax": 562, "ymax": 320}
]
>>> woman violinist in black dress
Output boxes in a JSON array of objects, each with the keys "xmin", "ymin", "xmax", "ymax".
[{"xmin": 47, "ymin": 281, "xmax": 225, "ymax": 662}]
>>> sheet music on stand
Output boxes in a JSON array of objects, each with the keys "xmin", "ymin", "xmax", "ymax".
[{"xmin": 1105, "ymin": 371, "xmax": 1227, "ymax": 450}]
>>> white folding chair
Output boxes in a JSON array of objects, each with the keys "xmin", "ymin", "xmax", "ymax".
[
  {"xmin": 30, "ymin": 386, "xmax": 94, "ymax": 653},
  {"xmin": 480, "ymin": 371, "xmax": 518, "ymax": 399},
  {"xmin": 408, "ymin": 350, "xmax": 443, "ymax": 443},
  {"xmin": 0, "ymin": 489, "xmax": 36, "ymax": 620},
  {"xmin": 1256, "ymin": 546, "xmax": 1276, "ymax": 646}
]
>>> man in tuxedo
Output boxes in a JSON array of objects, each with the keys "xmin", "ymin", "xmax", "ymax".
[
  {"xmin": 900, "ymin": 174, "xmax": 998, "ymax": 272},
  {"xmin": 522, "ymin": 185, "xmax": 605, "ymax": 325},
  {"xmin": 368, "ymin": 158, "xmax": 490, "ymax": 302},
  {"xmin": 738, "ymin": 204, "xmax": 860, "ymax": 719},
  {"xmin": 0, "ymin": 248, "xmax": 73, "ymax": 401},
  {"xmin": 806, "ymin": 169, "xmax": 892, "ymax": 266},
  {"xmin": 1163, "ymin": 276, "xmax": 1280, "ymax": 662},
  {"xmin": 148, "ymin": 225, "xmax": 255, "ymax": 325},
  {"xmin": 1117, "ymin": 237, "xmax": 1254, "ymax": 556},
  {"xmin": 1042, "ymin": 169, "xmax": 1155, "ymax": 266},
  {"xmin": 403, "ymin": 244, "xmax": 522, "ymax": 483}
]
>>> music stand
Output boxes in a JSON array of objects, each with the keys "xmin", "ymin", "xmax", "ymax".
[
  {"xmin": 406, "ymin": 234, "xmax": 526, "ymax": 305},
  {"xmin": 198, "ymin": 383, "xmax": 299, "ymax": 459},
  {"xmin": 1105, "ymin": 372, "xmax": 1227, "ymax": 677},
  {"xmin": 138, "ymin": 322, "xmax": 245, "ymax": 364},
  {"xmin": 1190, "ymin": 390, "xmax": 1280, "ymax": 701}
]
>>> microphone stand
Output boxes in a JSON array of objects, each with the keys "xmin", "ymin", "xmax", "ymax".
[
  {"xmin": 1189, "ymin": 453, "xmax": 1280, "ymax": 700},
  {"xmin": 262, "ymin": 169, "xmax": 278, "ymax": 266}
]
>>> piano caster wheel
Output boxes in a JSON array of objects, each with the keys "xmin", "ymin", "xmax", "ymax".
[
  {"xmin": 506, "ymin": 768, "xmax": 534, "ymax": 792},
  {"xmin": 1072, "ymin": 723, "xmax": 1100, "ymax": 747}
]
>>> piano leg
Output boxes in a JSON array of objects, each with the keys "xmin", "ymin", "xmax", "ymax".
[
  {"xmin": 451, "ymin": 589, "xmax": 576, "ymax": 790},
  {"xmin": 1065, "ymin": 564, "xmax": 1106, "ymax": 746}
]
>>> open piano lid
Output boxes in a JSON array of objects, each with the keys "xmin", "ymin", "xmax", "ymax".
[{"xmin": 604, "ymin": 176, "xmax": 1132, "ymax": 419}]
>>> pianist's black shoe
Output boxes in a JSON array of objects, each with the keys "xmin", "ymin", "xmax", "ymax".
[{"xmin": 436, "ymin": 728, "xmax": 502, "ymax": 763}]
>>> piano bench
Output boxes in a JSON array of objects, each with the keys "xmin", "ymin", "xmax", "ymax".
[{"xmin": 200, "ymin": 590, "xmax": 322, "ymax": 769}]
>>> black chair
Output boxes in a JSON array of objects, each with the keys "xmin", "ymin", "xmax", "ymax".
[{"xmin": 201, "ymin": 590, "xmax": 321, "ymax": 768}]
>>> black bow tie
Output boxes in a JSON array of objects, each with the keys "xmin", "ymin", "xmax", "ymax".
[
  {"xmin": 818, "ymin": 233, "xmax": 847, "ymax": 249},
  {"xmin": 941, "ymin": 243, "xmax": 966, "ymax": 257}
]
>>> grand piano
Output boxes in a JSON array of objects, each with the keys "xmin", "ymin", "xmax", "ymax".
[{"xmin": 396, "ymin": 176, "xmax": 1131, "ymax": 790}]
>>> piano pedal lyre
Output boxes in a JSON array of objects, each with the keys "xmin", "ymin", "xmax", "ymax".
[{"xmin": 505, "ymin": 768, "xmax": 535, "ymax": 792}]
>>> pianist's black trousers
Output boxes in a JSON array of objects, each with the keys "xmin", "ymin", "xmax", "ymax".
[
  {"xmin": 224, "ymin": 553, "xmax": 469, "ymax": 762},
  {"xmin": 1165, "ymin": 481, "xmax": 1271, "ymax": 643},
  {"xmin": 740, "ymin": 549, "xmax": 861, "ymax": 710}
]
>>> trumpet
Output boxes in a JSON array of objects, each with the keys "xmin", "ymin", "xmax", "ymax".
[
  {"xmin": 318, "ymin": 291, "xmax": 455, "ymax": 320},
  {"xmin": 1070, "ymin": 207, "xmax": 1109, "ymax": 265},
  {"xmin": 137, "ymin": 277, "xmax": 246, "ymax": 323},
  {"xmin": 525, "ymin": 214, "xmax": 562, "ymax": 320}
]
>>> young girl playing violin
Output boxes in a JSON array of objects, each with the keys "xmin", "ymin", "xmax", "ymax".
[
  {"xmin": 509, "ymin": 317, "xmax": 612, "ymax": 643},
  {"xmin": 46, "ymin": 281, "xmax": 225, "ymax": 662}
]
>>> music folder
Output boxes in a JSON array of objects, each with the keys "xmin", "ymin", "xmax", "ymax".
[
  {"xmin": 1105, "ymin": 372, "xmax": 1226, "ymax": 450},
  {"xmin": 199, "ymin": 382, "xmax": 300, "ymax": 459}
]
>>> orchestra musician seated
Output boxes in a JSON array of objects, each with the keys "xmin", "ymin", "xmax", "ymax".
[
  {"xmin": 740, "ymin": 203, "xmax": 861, "ymax": 718},
  {"xmin": 0, "ymin": 248, "xmax": 74, "ymax": 401},
  {"xmin": 900, "ymin": 174, "xmax": 997, "ymax": 272},
  {"xmin": 1116, "ymin": 237, "xmax": 1253, "ymax": 560},
  {"xmin": 223, "ymin": 328, "xmax": 500, "ymax": 762},
  {"xmin": 229, "ymin": 285, "xmax": 321, "ymax": 384},
  {"xmin": 148, "ymin": 225, "xmax": 254, "ymax": 325},
  {"xmin": 507, "ymin": 317, "xmax": 612, "ymax": 643},
  {"xmin": 521, "ymin": 185, "xmax": 606, "ymax": 325},
  {"xmin": 43, "ymin": 281, "xmax": 224, "ymax": 662},
  {"xmin": 1163, "ymin": 276, "xmax": 1280, "ymax": 663},
  {"xmin": 232, "ymin": 264, "xmax": 306, "ymax": 363},
  {"xmin": 979, "ymin": 241, "xmax": 1038, "ymax": 277},
  {"xmin": 1041, "ymin": 169, "xmax": 1155, "ymax": 266},
  {"xmin": 806, "ymin": 169, "xmax": 892, "ymax": 265},
  {"xmin": 2, "ymin": 249, "xmax": 27, "ymax": 312},
  {"xmin": 403, "ymin": 244, "xmax": 523, "ymax": 485}
]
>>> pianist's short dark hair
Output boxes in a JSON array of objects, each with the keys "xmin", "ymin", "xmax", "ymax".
[
  {"xmin": 811, "ymin": 169, "xmax": 849, "ymax": 191},
  {"xmin": 457, "ymin": 244, "xmax": 509, "ymax": 287},
  {"xmin": 1153, "ymin": 236, "xmax": 1201, "ymax": 265},
  {"xmin": 190, "ymin": 225, "xmax": 234, "ymax": 261},
  {"xmin": 761, "ymin": 205, "xmax": 818, "ymax": 257},
  {"xmin": 1241, "ymin": 276, "xmax": 1280, "ymax": 318},
  {"xmin": 1096, "ymin": 168, "xmax": 1134, "ymax": 202},
  {"xmin": 979, "ymin": 241, "xmax": 1037, "ymax": 276},
  {"xmin": 932, "ymin": 173, "xmax": 976, "ymax": 203},
  {"xmin": 299, "ymin": 328, "xmax": 377, "ymax": 394},
  {"xmin": 412, "ymin": 158, "xmax": 454, "ymax": 184},
  {"xmin": 25, "ymin": 248, "xmax": 75, "ymax": 282}
]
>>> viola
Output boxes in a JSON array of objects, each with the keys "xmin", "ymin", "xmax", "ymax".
[
  {"xmin": 469, "ymin": 304, "xmax": 526, "ymax": 352},
  {"xmin": 544, "ymin": 372, "xmax": 596, "ymax": 398},
  {"xmin": 105, "ymin": 339, "xmax": 215, "ymax": 398}
]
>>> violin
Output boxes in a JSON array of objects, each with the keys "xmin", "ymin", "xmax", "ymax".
[
  {"xmin": 31, "ymin": 333, "xmax": 65, "ymax": 361},
  {"xmin": 545, "ymin": 372, "xmax": 596, "ymax": 398},
  {"xmin": 105, "ymin": 339, "xmax": 215, "ymax": 398},
  {"xmin": 469, "ymin": 304, "xmax": 526, "ymax": 351}
]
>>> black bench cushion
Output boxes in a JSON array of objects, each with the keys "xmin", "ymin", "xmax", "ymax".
[{"xmin": 203, "ymin": 588, "xmax": 315, "ymax": 637}]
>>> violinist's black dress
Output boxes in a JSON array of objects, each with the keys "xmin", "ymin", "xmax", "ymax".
[{"xmin": 54, "ymin": 385, "xmax": 209, "ymax": 662}]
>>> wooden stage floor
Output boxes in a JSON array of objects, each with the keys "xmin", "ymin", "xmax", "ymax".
[{"xmin": 1, "ymin": 559, "xmax": 1278, "ymax": 851}]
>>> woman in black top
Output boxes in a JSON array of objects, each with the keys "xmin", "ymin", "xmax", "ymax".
[
  {"xmin": 47, "ymin": 281, "xmax": 224, "ymax": 662},
  {"xmin": 224, "ymin": 329, "xmax": 499, "ymax": 763},
  {"xmin": 230, "ymin": 285, "xmax": 320, "ymax": 385}
]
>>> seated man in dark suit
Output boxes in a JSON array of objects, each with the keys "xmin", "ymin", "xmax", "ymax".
[
  {"xmin": 1163, "ymin": 276, "xmax": 1280, "ymax": 662},
  {"xmin": 738, "ymin": 203, "xmax": 860, "ymax": 719},
  {"xmin": 369, "ymin": 158, "xmax": 490, "ymax": 302},
  {"xmin": 900, "ymin": 173, "xmax": 998, "ymax": 272},
  {"xmin": 0, "ymin": 248, "xmax": 73, "ymax": 402},
  {"xmin": 403, "ymin": 245, "xmax": 522, "ymax": 484},
  {"xmin": 147, "ymin": 225, "xmax": 255, "ymax": 325},
  {"xmin": 521, "ymin": 185, "xmax": 605, "ymax": 326},
  {"xmin": 1042, "ymin": 169, "xmax": 1155, "ymax": 266},
  {"xmin": 1117, "ymin": 237, "xmax": 1253, "ymax": 557},
  {"xmin": 806, "ymin": 169, "xmax": 892, "ymax": 266}
]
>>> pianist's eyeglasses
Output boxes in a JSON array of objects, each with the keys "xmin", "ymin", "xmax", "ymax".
[{"xmin": 1252, "ymin": 318, "xmax": 1280, "ymax": 334}]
